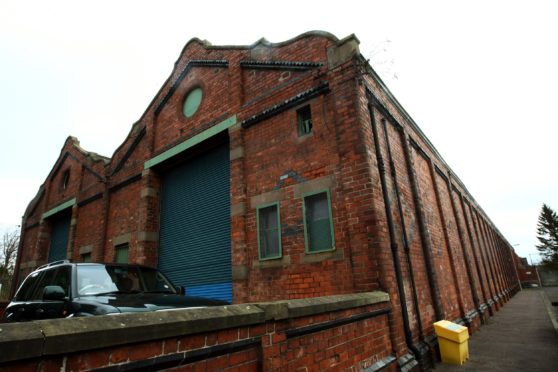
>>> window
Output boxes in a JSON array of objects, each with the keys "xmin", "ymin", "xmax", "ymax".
[
  {"xmin": 14, "ymin": 271, "xmax": 41, "ymax": 301},
  {"xmin": 51, "ymin": 267, "xmax": 71, "ymax": 296},
  {"xmin": 115, "ymin": 244, "xmax": 129, "ymax": 264},
  {"xmin": 297, "ymin": 105, "xmax": 312, "ymax": 136},
  {"xmin": 303, "ymin": 191, "xmax": 335, "ymax": 253},
  {"xmin": 30, "ymin": 268, "xmax": 56, "ymax": 300},
  {"xmin": 183, "ymin": 87, "xmax": 203, "ymax": 118},
  {"xmin": 81, "ymin": 253, "xmax": 92, "ymax": 263},
  {"xmin": 257, "ymin": 203, "xmax": 281, "ymax": 260},
  {"xmin": 61, "ymin": 170, "xmax": 70, "ymax": 190}
]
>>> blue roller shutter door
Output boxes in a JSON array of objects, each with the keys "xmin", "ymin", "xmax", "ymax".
[
  {"xmin": 48, "ymin": 214, "xmax": 71, "ymax": 262},
  {"xmin": 159, "ymin": 144, "xmax": 232, "ymax": 303}
]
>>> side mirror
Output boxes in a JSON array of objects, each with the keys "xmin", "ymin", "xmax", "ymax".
[
  {"xmin": 179, "ymin": 286, "xmax": 186, "ymax": 296},
  {"xmin": 43, "ymin": 285, "xmax": 66, "ymax": 301}
]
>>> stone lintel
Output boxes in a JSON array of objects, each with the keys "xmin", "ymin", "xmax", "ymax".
[
  {"xmin": 19, "ymin": 260, "xmax": 39, "ymax": 270},
  {"xmin": 79, "ymin": 245, "xmax": 93, "ymax": 255},
  {"xmin": 231, "ymin": 203, "xmax": 246, "ymax": 217},
  {"xmin": 292, "ymin": 175, "xmax": 334, "ymax": 199},
  {"xmin": 230, "ymin": 146, "xmax": 244, "ymax": 161},
  {"xmin": 38, "ymin": 231, "xmax": 51, "ymax": 239},
  {"xmin": 232, "ymin": 265, "xmax": 248, "ymax": 281},
  {"xmin": 112, "ymin": 233, "xmax": 132, "ymax": 246},
  {"xmin": 138, "ymin": 231, "xmax": 159, "ymax": 242},
  {"xmin": 250, "ymin": 189, "xmax": 285, "ymax": 209},
  {"xmin": 141, "ymin": 187, "xmax": 158, "ymax": 198}
]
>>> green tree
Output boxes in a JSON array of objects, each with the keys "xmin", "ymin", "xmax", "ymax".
[
  {"xmin": 536, "ymin": 204, "xmax": 558, "ymax": 268},
  {"xmin": 0, "ymin": 229, "xmax": 19, "ymax": 301}
]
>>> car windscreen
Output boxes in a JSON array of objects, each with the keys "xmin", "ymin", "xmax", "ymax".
[
  {"xmin": 14, "ymin": 271, "xmax": 41, "ymax": 301},
  {"xmin": 76, "ymin": 265, "xmax": 178, "ymax": 295}
]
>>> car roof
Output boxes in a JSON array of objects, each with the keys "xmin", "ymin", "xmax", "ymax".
[{"xmin": 33, "ymin": 260, "xmax": 156, "ymax": 272}]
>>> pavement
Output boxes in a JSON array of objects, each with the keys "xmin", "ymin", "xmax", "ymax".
[{"xmin": 434, "ymin": 287, "xmax": 558, "ymax": 371}]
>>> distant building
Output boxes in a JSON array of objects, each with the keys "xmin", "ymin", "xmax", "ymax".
[
  {"xmin": 515, "ymin": 255, "xmax": 541, "ymax": 287},
  {"xmin": 14, "ymin": 31, "xmax": 521, "ymax": 368}
]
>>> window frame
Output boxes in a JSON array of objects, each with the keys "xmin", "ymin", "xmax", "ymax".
[
  {"xmin": 81, "ymin": 252, "xmax": 92, "ymax": 263},
  {"xmin": 182, "ymin": 87, "xmax": 203, "ymax": 118},
  {"xmin": 115, "ymin": 243, "xmax": 129, "ymax": 264},
  {"xmin": 297, "ymin": 105, "xmax": 313, "ymax": 137},
  {"xmin": 256, "ymin": 202, "xmax": 282, "ymax": 261},
  {"xmin": 61, "ymin": 169, "xmax": 70, "ymax": 190},
  {"xmin": 302, "ymin": 189, "xmax": 335, "ymax": 254}
]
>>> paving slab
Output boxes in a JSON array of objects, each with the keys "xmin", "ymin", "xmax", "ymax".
[{"xmin": 434, "ymin": 288, "xmax": 558, "ymax": 371}]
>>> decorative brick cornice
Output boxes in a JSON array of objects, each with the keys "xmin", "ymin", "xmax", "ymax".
[
  {"xmin": 366, "ymin": 87, "xmax": 403, "ymax": 132},
  {"xmin": 240, "ymin": 60, "xmax": 323, "ymax": 70},
  {"xmin": 110, "ymin": 126, "xmax": 146, "ymax": 176},
  {"xmin": 241, "ymin": 82, "xmax": 330, "ymax": 129}
]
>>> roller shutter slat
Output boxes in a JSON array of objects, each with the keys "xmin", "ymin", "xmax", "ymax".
[{"xmin": 159, "ymin": 144, "xmax": 232, "ymax": 303}]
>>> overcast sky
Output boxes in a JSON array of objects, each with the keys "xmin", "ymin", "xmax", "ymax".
[{"xmin": 1, "ymin": 0, "xmax": 556, "ymax": 263}]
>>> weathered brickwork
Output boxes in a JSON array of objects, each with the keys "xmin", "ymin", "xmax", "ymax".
[
  {"xmin": 13, "ymin": 31, "xmax": 521, "ymax": 369},
  {"xmin": 0, "ymin": 293, "xmax": 396, "ymax": 372}
]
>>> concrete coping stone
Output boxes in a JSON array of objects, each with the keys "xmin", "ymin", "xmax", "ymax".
[
  {"xmin": 255, "ymin": 291, "xmax": 390, "ymax": 321},
  {"xmin": 0, "ymin": 321, "xmax": 45, "ymax": 362},
  {"xmin": 0, "ymin": 291, "xmax": 389, "ymax": 363}
]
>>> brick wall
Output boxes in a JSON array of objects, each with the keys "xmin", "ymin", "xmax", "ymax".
[
  {"xmin": 12, "ymin": 31, "xmax": 522, "ymax": 369},
  {"xmin": 0, "ymin": 292, "xmax": 397, "ymax": 372},
  {"xmin": 359, "ymin": 60, "xmax": 520, "ymax": 358}
]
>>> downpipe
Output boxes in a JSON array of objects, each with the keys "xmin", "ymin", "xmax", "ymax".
[
  {"xmin": 380, "ymin": 119, "xmax": 427, "ymax": 340},
  {"xmin": 369, "ymin": 104, "xmax": 422, "ymax": 365},
  {"xmin": 401, "ymin": 135, "xmax": 445, "ymax": 322}
]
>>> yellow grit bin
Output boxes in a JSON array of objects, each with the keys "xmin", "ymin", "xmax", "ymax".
[{"xmin": 433, "ymin": 320, "xmax": 470, "ymax": 365}]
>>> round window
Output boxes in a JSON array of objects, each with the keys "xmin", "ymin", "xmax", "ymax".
[{"xmin": 182, "ymin": 88, "xmax": 203, "ymax": 118}]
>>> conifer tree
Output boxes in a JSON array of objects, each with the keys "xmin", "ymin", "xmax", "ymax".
[{"xmin": 536, "ymin": 204, "xmax": 558, "ymax": 268}]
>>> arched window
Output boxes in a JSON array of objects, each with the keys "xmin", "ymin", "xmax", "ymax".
[{"xmin": 61, "ymin": 170, "xmax": 70, "ymax": 190}]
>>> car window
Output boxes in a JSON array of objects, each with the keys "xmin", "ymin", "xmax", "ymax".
[
  {"xmin": 107, "ymin": 266, "xmax": 141, "ymax": 293},
  {"xmin": 74, "ymin": 265, "xmax": 179, "ymax": 295},
  {"xmin": 140, "ymin": 268, "xmax": 177, "ymax": 293},
  {"xmin": 30, "ymin": 268, "xmax": 56, "ymax": 300},
  {"xmin": 14, "ymin": 271, "xmax": 41, "ymax": 301},
  {"xmin": 77, "ymin": 265, "xmax": 118, "ymax": 295},
  {"xmin": 52, "ymin": 266, "xmax": 71, "ymax": 297}
]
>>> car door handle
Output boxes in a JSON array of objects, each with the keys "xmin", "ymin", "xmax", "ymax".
[{"xmin": 35, "ymin": 309, "xmax": 44, "ymax": 314}]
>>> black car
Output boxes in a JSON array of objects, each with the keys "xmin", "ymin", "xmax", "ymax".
[{"xmin": 2, "ymin": 261, "xmax": 228, "ymax": 322}]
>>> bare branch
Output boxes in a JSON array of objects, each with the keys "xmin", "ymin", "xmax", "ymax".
[{"xmin": 1, "ymin": 229, "xmax": 20, "ymax": 300}]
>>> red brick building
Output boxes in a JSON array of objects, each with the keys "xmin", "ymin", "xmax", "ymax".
[
  {"xmin": 14, "ymin": 31, "xmax": 521, "ymax": 369},
  {"xmin": 514, "ymin": 256, "xmax": 541, "ymax": 287}
]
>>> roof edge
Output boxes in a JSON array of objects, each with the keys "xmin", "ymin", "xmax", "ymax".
[
  {"xmin": 172, "ymin": 31, "xmax": 343, "ymax": 67},
  {"xmin": 68, "ymin": 136, "xmax": 110, "ymax": 164}
]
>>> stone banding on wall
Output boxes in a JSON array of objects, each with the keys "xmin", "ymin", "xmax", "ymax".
[
  {"xmin": 0, "ymin": 292, "xmax": 393, "ymax": 371},
  {"xmin": 11, "ymin": 31, "xmax": 523, "ymax": 370}
]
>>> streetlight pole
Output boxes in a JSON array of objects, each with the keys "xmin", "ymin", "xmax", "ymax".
[
  {"xmin": 528, "ymin": 253, "xmax": 543, "ymax": 287},
  {"xmin": 528, "ymin": 253, "xmax": 536, "ymax": 266}
]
